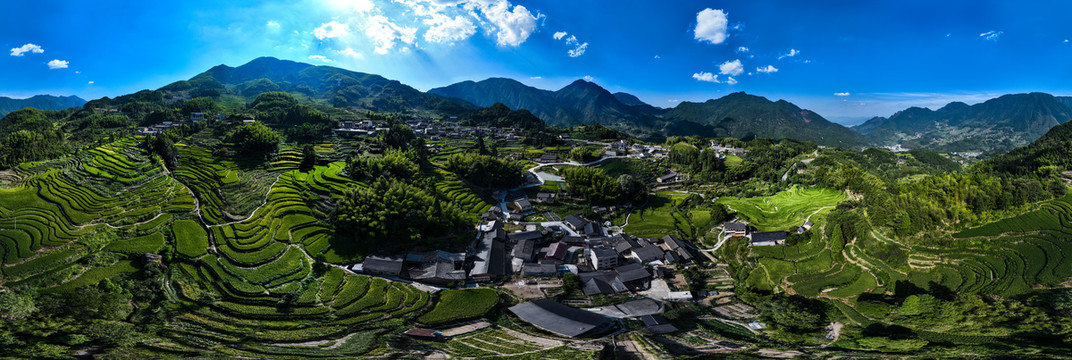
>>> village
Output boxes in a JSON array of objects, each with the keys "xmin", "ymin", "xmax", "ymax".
[{"xmin": 129, "ymin": 109, "xmax": 814, "ymax": 349}]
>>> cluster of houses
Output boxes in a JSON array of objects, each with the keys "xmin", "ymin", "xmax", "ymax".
[
  {"xmin": 331, "ymin": 118, "xmax": 522, "ymax": 141},
  {"xmin": 135, "ymin": 112, "xmax": 230, "ymax": 135},
  {"xmin": 710, "ymin": 141, "xmax": 747, "ymax": 157},
  {"xmin": 358, "ymin": 210, "xmax": 698, "ymax": 298},
  {"xmin": 725, "ymin": 219, "xmax": 813, "ymax": 247}
]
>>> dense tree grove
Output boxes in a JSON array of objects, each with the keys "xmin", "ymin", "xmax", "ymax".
[
  {"xmin": 561, "ymin": 166, "xmax": 646, "ymax": 205},
  {"xmin": 345, "ymin": 149, "xmax": 420, "ymax": 182},
  {"xmin": 813, "ymin": 158, "xmax": 1065, "ymax": 237},
  {"xmin": 444, "ymin": 153, "xmax": 524, "ymax": 188},
  {"xmin": 464, "ymin": 103, "xmax": 545, "ymax": 130},
  {"xmin": 571, "ymin": 123, "xmax": 630, "ymax": 141},
  {"xmin": 568, "ymin": 147, "xmax": 601, "ymax": 163},
  {"xmin": 757, "ymin": 295, "xmax": 828, "ymax": 334},
  {"xmin": 335, "ymin": 179, "xmax": 470, "ymax": 251},
  {"xmin": 230, "ymin": 122, "xmax": 281, "ymax": 157}
]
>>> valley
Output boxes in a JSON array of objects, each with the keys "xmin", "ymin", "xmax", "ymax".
[{"xmin": 1, "ymin": 56, "xmax": 1072, "ymax": 359}]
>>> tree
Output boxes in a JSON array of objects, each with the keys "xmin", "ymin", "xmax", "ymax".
[
  {"xmin": 345, "ymin": 149, "xmax": 419, "ymax": 182},
  {"xmin": 0, "ymin": 289, "xmax": 38, "ymax": 320},
  {"xmin": 300, "ymin": 144, "xmax": 317, "ymax": 171},
  {"xmin": 335, "ymin": 179, "xmax": 470, "ymax": 250},
  {"xmin": 231, "ymin": 122, "xmax": 281, "ymax": 156},
  {"xmin": 444, "ymin": 153, "xmax": 524, "ymax": 189},
  {"xmin": 562, "ymin": 273, "xmax": 581, "ymax": 293},
  {"xmin": 474, "ymin": 137, "xmax": 489, "ymax": 155},
  {"xmin": 757, "ymin": 295, "xmax": 827, "ymax": 333},
  {"xmin": 899, "ymin": 294, "xmax": 936, "ymax": 316}
]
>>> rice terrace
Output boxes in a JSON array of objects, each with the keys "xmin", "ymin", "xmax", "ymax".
[
  {"xmin": 717, "ymin": 186, "xmax": 847, "ymax": 232},
  {"xmin": 5, "ymin": 1, "xmax": 1072, "ymax": 358}
]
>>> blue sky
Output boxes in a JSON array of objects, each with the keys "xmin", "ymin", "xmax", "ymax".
[{"xmin": 2, "ymin": 0, "xmax": 1071, "ymax": 123}]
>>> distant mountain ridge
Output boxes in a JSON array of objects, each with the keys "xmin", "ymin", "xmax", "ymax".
[
  {"xmin": 662, "ymin": 92, "xmax": 872, "ymax": 148},
  {"xmin": 431, "ymin": 78, "xmax": 868, "ymax": 147},
  {"xmin": 428, "ymin": 78, "xmax": 662, "ymax": 135},
  {"xmin": 0, "ymin": 95, "xmax": 86, "ymax": 117},
  {"xmin": 853, "ymin": 92, "xmax": 1072, "ymax": 154},
  {"xmin": 160, "ymin": 56, "xmax": 474, "ymax": 113}
]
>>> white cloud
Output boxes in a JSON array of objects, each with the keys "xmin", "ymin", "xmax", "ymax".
[
  {"xmin": 476, "ymin": 0, "xmax": 540, "ymax": 47},
  {"xmin": 10, "ymin": 43, "xmax": 44, "ymax": 56},
  {"xmin": 267, "ymin": 21, "xmax": 280, "ymax": 28},
  {"xmin": 756, "ymin": 65, "xmax": 778, "ymax": 73},
  {"xmin": 583, "ymin": 75, "xmax": 594, "ymax": 82},
  {"xmin": 88, "ymin": 81, "xmax": 94, "ymax": 85},
  {"xmin": 725, "ymin": 76, "xmax": 737, "ymax": 85},
  {"xmin": 350, "ymin": 0, "xmax": 376, "ymax": 13},
  {"xmin": 778, "ymin": 48, "xmax": 800, "ymax": 60},
  {"xmin": 668, "ymin": 99, "xmax": 680, "ymax": 103},
  {"xmin": 336, "ymin": 47, "xmax": 364, "ymax": 58},
  {"xmin": 75, "ymin": 71, "xmax": 80, "ymax": 74},
  {"xmin": 308, "ymin": 55, "xmax": 333, "ymax": 62},
  {"xmin": 568, "ymin": 43, "xmax": 588, "ymax": 57},
  {"xmin": 47, "ymin": 59, "xmax": 69, "ymax": 69},
  {"xmin": 529, "ymin": 76, "xmax": 541, "ymax": 79},
  {"xmin": 979, "ymin": 30, "xmax": 1003, "ymax": 41},
  {"xmin": 834, "ymin": 92, "xmax": 850, "ymax": 96},
  {"xmin": 553, "ymin": 31, "xmax": 567, "ymax": 40},
  {"xmin": 423, "ymin": 13, "xmax": 476, "ymax": 43},
  {"xmin": 366, "ymin": 15, "xmax": 417, "ymax": 54},
  {"xmin": 694, "ymin": 8, "xmax": 729, "ymax": 44},
  {"xmin": 562, "ymin": 35, "xmax": 588, "ymax": 57},
  {"xmin": 719, "ymin": 59, "xmax": 743, "ymax": 76},
  {"xmin": 692, "ymin": 72, "xmax": 719, "ymax": 83},
  {"xmin": 736, "ymin": 46, "xmax": 749, "ymax": 53},
  {"xmin": 314, "ymin": 21, "xmax": 351, "ymax": 40},
  {"xmin": 654, "ymin": 55, "xmax": 661, "ymax": 59}
]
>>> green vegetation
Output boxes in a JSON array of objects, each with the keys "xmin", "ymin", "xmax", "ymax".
[
  {"xmin": 417, "ymin": 288, "xmax": 499, "ymax": 325},
  {"xmin": 173, "ymin": 220, "xmax": 208, "ymax": 258},
  {"xmin": 4, "ymin": 56, "xmax": 1072, "ymax": 358},
  {"xmin": 624, "ymin": 191, "xmax": 726, "ymax": 239},
  {"xmin": 561, "ymin": 166, "xmax": 645, "ymax": 205},
  {"xmin": 718, "ymin": 186, "xmax": 846, "ymax": 231}
]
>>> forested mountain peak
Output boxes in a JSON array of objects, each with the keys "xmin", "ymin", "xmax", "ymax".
[
  {"xmin": 0, "ymin": 94, "xmax": 87, "ymax": 117},
  {"xmin": 853, "ymin": 92, "xmax": 1072, "ymax": 155}
]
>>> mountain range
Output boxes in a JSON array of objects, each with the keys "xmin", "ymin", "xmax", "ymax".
[
  {"xmin": 0, "ymin": 95, "xmax": 86, "ymax": 117},
  {"xmin": 20, "ymin": 57, "xmax": 1072, "ymax": 153},
  {"xmin": 853, "ymin": 92, "xmax": 1072, "ymax": 155},
  {"xmin": 158, "ymin": 57, "xmax": 473, "ymax": 114},
  {"xmin": 430, "ymin": 76, "xmax": 870, "ymax": 147}
]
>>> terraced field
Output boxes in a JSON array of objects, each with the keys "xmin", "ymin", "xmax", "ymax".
[
  {"xmin": 433, "ymin": 169, "xmax": 494, "ymax": 215},
  {"xmin": 623, "ymin": 191, "xmax": 715, "ymax": 239},
  {"xmin": 725, "ymin": 192, "xmax": 1072, "ymax": 343},
  {"xmin": 436, "ymin": 328, "xmax": 601, "ymax": 359},
  {"xmin": 718, "ymin": 185, "xmax": 846, "ymax": 232},
  {"xmin": 0, "ymin": 138, "xmax": 192, "ymax": 284},
  {"xmin": 0, "ymin": 136, "xmax": 439, "ymax": 357}
]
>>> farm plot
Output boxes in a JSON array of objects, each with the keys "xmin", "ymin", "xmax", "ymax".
[
  {"xmin": 718, "ymin": 185, "xmax": 846, "ymax": 232},
  {"xmin": 435, "ymin": 329, "xmax": 599, "ymax": 359},
  {"xmin": 434, "ymin": 169, "xmax": 494, "ymax": 215},
  {"xmin": 418, "ymin": 288, "xmax": 499, "ymax": 326},
  {"xmin": 624, "ymin": 191, "xmax": 715, "ymax": 239},
  {"xmin": 0, "ymin": 138, "xmax": 186, "ymax": 272}
]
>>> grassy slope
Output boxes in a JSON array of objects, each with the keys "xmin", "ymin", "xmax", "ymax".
[
  {"xmin": 624, "ymin": 191, "xmax": 714, "ymax": 239},
  {"xmin": 718, "ymin": 185, "xmax": 846, "ymax": 232}
]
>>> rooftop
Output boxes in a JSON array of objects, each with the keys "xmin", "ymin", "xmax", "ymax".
[
  {"xmin": 508, "ymin": 299, "xmax": 616, "ymax": 338},
  {"xmin": 751, "ymin": 231, "xmax": 788, "ymax": 243}
]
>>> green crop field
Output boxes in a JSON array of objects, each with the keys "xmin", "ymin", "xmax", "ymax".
[
  {"xmin": 718, "ymin": 185, "xmax": 846, "ymax": 231},
  {"xmin": 624, "ymin": 191, "xmax": 715, "ymax": 239},
  {"xmin": 417, "ymin": 288, "xmax": 500, "ymax": 325},
  {"xmin": 173, "ymin": 219, "xmax": 209, "ymax": 258}
]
